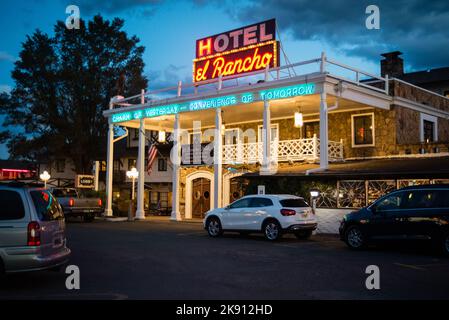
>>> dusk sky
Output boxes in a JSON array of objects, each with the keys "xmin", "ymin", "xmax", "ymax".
[{"xmin": 1, "ymin": 0, "xmax": 449, "ymax": 158}]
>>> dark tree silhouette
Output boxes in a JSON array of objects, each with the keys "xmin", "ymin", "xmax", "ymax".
[{"xmin": 0, "ymin": 15, "xmax": 147, "ymax": 173}]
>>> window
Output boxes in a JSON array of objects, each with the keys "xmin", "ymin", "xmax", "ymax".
[
  {"xmin": 128, "ymin": 159, "xmax": 137, "ymax": 170},
  {"xmin": 352, "ymin": 113, "xmax": 374, "ymax": 147},
  {"xmin": 401, "ymin": 190, "xmax": 449, "ymax": 209},
  {"xmin": 303, "ymin": 121, "xmax": 320, "ymax": 139},
  {"xmin": 229, "ymin": 198, "xmax": 252, "ymax": 209},
  {"xmin": 133, "ymin": 128, "xmax": 139, "ymax": 140},
  {"xmin": 100, "ymin": 161, "xmax": 107, "ymax": 172},
  {"xmin": 56, "ymin": 159, "xmax": 66, "ymax": 173},
  {"xmin": 420, "ymin": 113, "xmax": 438, "ymax": 143},
  {"xmin": 423, "ymin": 121, "xmax": 435, "ymax": 142},
  {"xmin": 30, "ymin": 190, "xmax": 64, "ymax": 221},
  {"xmin": 158, "ymin": 158, "xmax": 167, "ymax": 171},
  {"xmin": 374, "ymin": 192, "xmax": 404, "ymax": 212},
  {"xmin": 0, "ymin": 190, "xmax": 25, "ymax": 220},
  {"xmin": 250, "ymin": 197, "xmax": 273, "ymax": 207},
  {"xmin": 51, "ymin": 188, "xmax": 78, "ymax": 198},
  {"xmin": 444, "ymin": 90, "xmax": 449, "ymax": 98},
  {"xmin": 258, "ymin": 124, "xmax": 279, "ymax": 143},
  {"xmin": 279, "ymin": 198, "xmax": 309, "ymax": 208}
]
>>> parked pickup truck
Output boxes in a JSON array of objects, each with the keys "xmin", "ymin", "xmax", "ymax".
[{"xmin": 51, "ymin": 188, "xmax": 103, "ymax": 222}]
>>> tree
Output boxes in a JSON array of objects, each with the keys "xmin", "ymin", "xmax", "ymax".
[{"xmin": 0, "ymin": 15, "xmax": 147, "ymax": 173}]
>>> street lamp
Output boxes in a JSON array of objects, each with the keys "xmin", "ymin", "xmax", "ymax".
[
  {"xmin": 126, "ymin": 167, "xmax": 139, "ymax": 200},
  {"xmin": 309, "ymin": 189, "xmax": 320, "ymax": 214},
  {"xmin": 39, "ymin": 170, "xmax": 51, "ymax": 189}
]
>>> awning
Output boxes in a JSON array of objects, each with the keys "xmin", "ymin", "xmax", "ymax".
[{"xmin": 242, "ymin": 156, "xmax": 449, "ymax": 180}]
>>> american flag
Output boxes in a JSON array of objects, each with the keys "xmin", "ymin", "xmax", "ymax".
[{"xmin": 147, "ymin": 144, "xmax": 158, "ymax": 175}]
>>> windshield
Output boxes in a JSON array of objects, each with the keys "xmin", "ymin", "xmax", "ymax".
[
  {"xmin": 279, "ymin": 198, "xmax": 309, "ymax": 208},
  {"xmin": 30, "ymin": 190, "xmax": 64, "ymax": 221}
]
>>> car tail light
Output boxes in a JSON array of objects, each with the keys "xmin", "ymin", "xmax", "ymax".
[
  {"xmin": 280, "ymin": 209, "xmax": 296, "ymax": 216},
  {"xmin": 98, "ymin": 199, "xmax": 102, "ymax": 207},
  {"xmin": 69, "ymin": 198, "xmax": 74, "ymax": 207},
  {"xmin": 27, "ymin": 221, "xmax": 41, "ymax": 246}
]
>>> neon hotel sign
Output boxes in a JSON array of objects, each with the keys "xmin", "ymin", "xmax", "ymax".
[
  {"xmin": 110, "ymin": 19, "xmax": 316, "ymax": 124},
  {"xmin": 193, "ymin": 19, "xmax": 279, "ymax": 82}
]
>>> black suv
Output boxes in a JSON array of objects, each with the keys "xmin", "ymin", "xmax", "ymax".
[{"xmin": 339, "ymin": 185, "xmax": 449, "ymax": 256}]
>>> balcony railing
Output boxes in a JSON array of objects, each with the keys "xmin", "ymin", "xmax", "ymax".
[{"xmin": 223, "ymin": 136, "xmax": 344, "ymax": 164}]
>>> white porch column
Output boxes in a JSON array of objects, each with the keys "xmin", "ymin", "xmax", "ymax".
[
  {"xmin": 261, "ymin": 100, "xmax": 271, "ymax": 174},
  {"xmin": 135, "ymin": 117, "xmax": 146, "ymax": 220},
  {"xmin": 171, "ymin": 113, "xmax": 181, "ymax": 221},
  {"xmin": 214, "ymin": 108, "xmax": 223, "ymax": 209},
  {"xmin": 319, "ymin": 91, "xmax": 329, "ymax": 169},
  {"xmin": 105, "ymin": 121, "xmax": 114, "ymax": 217}
]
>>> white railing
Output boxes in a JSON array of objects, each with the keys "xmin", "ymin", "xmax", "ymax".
[
  {"xmin": 109, "ymin": 52, "xmax": 390, "ymax": 110},
  {"xmin": 222, "ymin": 137, "xmax": 344, "ymax": 164}
]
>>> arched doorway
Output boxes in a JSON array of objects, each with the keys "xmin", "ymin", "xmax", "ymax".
[
  {"xmin": 185, "ymin": 171, "xmax": 214, "ymax": 220},
  {"xmin": 191, "ymin": 178, "xmax": 211, "ymax": 219}
]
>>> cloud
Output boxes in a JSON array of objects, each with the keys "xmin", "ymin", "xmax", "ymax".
[
  {"xmin": 200, "ymin": 0, "xmax": 449, "ymax": 70},
  {"xmin": 73, "ymin": 0, "xmax": 163, "ymax": 15},
  {"xmin": 0, "ymin": 51, "xmax": 17, "ymax": 62},
  {"xmin": 147, "ymin": 64, "xmax": 192, "ymax": 95}
]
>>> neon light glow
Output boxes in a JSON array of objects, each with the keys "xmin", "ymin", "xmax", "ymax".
[
  {"xmin": 111, "ymin": 83, "xmax": 316, "ymax": 123},
  {"xmin": 193, "ymin": 41, "xmax": 278, "ymax": 82},
  {"xmin": 1, "ymin": 169, "xmax": 33, "ymax": 173},
  {"xmin": 259, "ymin": 83, "xmax": 316, "ymax": 100}
]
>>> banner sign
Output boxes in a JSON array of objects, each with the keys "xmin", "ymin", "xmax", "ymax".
[
  {"xmin": 193, "ymin": 19, "xmax": 279, "ymax": 82},
  {"xmin": 111, "ymin": 83, "xmax": 316, "ymax": 124}
]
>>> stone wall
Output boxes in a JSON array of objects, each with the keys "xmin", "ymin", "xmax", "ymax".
[
  {"xmin": 392, "ymin": 80, "xmax": 449, "ymax": 112},
  {"xmin": 328, "ymin": 109, "xmax": 397, "ymax": 158}
]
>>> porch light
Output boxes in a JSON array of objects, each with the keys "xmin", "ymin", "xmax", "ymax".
[
  {"xmin": 221, "ymin": 124, "xmax": 226, "ymax": 135},
  {"xmin": 294, "ymin": 111, "xmax": 303, "ymax": 128},
  {"xmin": 158, "ymin": 130, "xmax": 166, "ymax": 143},
  {"xmin": 39, "ymin": 170, "xmax": 51, "ymax": 189}
]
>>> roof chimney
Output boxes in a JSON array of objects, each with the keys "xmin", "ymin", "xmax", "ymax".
[{"xmin": 380, "ymin": 51, "xmax": 404, "ymax": 78}]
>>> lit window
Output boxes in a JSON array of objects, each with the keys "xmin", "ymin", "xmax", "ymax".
[
  {"xmin": 420, "ymin": 113, "xmax": 438, "ymax": 143},
  {"xmin": 352, "ymin": 113, "xmax": 374, "ymax": 147}
]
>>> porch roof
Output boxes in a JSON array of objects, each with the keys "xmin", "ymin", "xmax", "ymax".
[{"xmin": 242, "ymin": 156, "xmax": 449, "ymax": 180}]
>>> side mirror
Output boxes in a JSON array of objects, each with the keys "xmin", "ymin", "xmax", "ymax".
[
  {"xmin": 369, "ymin": 205, "xmax": 377, "ymax": 214},
  {"xmin": 225, "ymin": 205, "xmax": 230, "ymax": 210}
]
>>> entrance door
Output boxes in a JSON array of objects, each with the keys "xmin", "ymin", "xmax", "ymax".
[{"xmin": 191, "ymin": 178, "xmax": 211, "ymax": 219}]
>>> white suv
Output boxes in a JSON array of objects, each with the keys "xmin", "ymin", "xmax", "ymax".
[{"xmin": 204, "ymin": 194, "xmax": 317, "ymax": 241}]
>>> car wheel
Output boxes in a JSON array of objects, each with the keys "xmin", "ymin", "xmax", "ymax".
[
  {"xmin": 263, "ymin": 220, "xmax": 282, "ymax": 241},
  {"xmin": 295, "ymin": 230, "xmax": 313, "ymax": 239},
  {"xmin": 345, "ymin": 225, "xmax": 366, "ymax": 249},
  {"xmin": 206, "ymin": 217, "xmax": 223, "ymax": 237}
]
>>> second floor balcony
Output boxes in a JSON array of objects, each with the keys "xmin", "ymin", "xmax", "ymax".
[{"xmin": 181, "ymin": 135, "xmax": 344, "ymax": 166}]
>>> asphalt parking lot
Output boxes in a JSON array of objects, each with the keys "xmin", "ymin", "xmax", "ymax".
[{"xmin": 1, "ymin": 220, "xmax": 448, "ymax": 300}]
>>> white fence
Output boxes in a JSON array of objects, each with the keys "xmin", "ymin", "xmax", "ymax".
[{"xmin": 222, "ymin": 137, "xmax": 343, "ymax": 164}]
